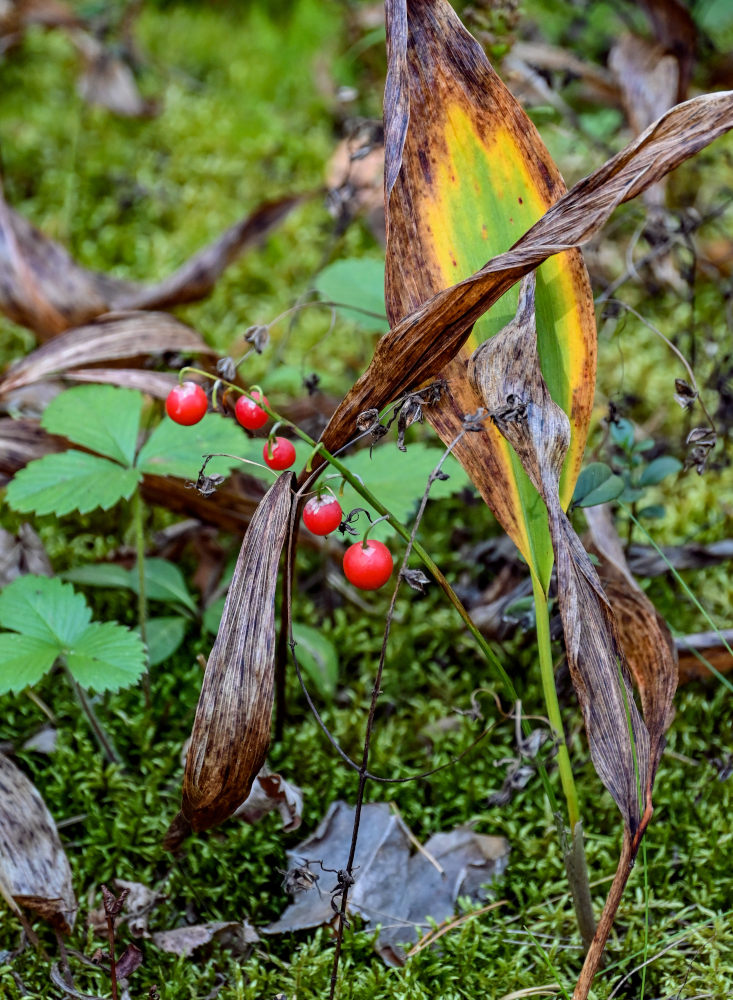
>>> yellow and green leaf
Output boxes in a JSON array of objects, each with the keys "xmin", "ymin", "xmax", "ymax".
[{"xmin": 384, "ymin": 0, "xmax": 595, "ymax": 590}]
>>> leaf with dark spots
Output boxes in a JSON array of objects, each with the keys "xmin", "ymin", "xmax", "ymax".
[
  {"xmin": 0, "ymin": 179, "xmax": 303, "ymax": 338},
  {"xmin": 316, "ymin": 89, "xmax": 733, "ymax": 513},
  {"xmin": 0, "ymin": 751, "xmax": 77, "ymax": 933},
  {"xmin": 468, "ymin": 273, "xmax": 650, "ymax": 835},
  {"xmin": 165, "ymin": 473, "xmax": 295, "ymax": 845},
  {"xmin": 0, "ymin": 312, "xmax": 215, "ymax": 398}
]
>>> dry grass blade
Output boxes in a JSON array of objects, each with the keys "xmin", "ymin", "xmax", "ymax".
[
  {"xmin": 0, "ymin": 751, "xmax": 77, "ymax": 933},
  {"xmin": 0, "ymin": 183, "xmax": 303, "ymax": 338},
  {"xmin": 164, "ymin": 472, "xmax": 294, "ymax": 848},
  {"xmin": 0, "ymin": 311, "xmax": 215, "ymax": 397},
  {"xmin": 468, "ymin": 273, "xmax": 650, "ymax": 836},
  {"xmin": 317, "ymin": 91, "xmax": 733, "ymax": 457}
]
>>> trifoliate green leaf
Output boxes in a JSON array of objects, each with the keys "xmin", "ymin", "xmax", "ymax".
[
  {"xmin": 144, "ymin": 616, "xmax": 187, "ymax": 667},
  {"xmin": 314, "ymin": 259, "xmax": 389, "ymax": 332},
  {"xmin": 0, "ymin": 575, "xmax": 90, "ymax": 646},
  {"xmin": 136, "ymin": 411, "xmax": 249, "ymax": 480},
  {"xmin": 0, "ymin": 635, "xmax": 61, "ymax": 694},
  {"xmin": 41, "ymin": 385, "xmax": 143, "ymax": 467},
  {"xmin": 336, "ymin": 443, "xmax": 471, "ymax": 540},
  {"xmin": 6, "ymin": 451, "xmax": 141, "ymax": 516},
  {"xmin": 66, "ymin": 621, "xmax": 146, "ymax": 692}
]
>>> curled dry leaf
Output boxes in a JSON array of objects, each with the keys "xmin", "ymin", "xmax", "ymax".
[
  {"xmin": 584, "ymin": 504, "xmax": 677, "ymax": 791},
  {"xmin": 71, "ymin": 30, "xmax": 159, "ymax": 118},
  {"xmin": 468, "ymin": 273, "xmax": 650, "ymax": 835},
  {"xmin": 316, "ymin": 83, "xmax": 733, "ymax": 502},
  {"xmin": 0, "ymin": 751, "xmax": 77, "ymax": 933},
  {"xmin": 152, "ymin": 920, "xmax": 259, "ymax": 958},
  {"xmin": 0, "ymin": 311, "xmax": 215, "ymax": 398},
  {"xmin": 0, "ymin": 180, "xmax": 303, "ymax": 339},
  {"xmin": 233, "ymin": 764, "xmax": 303, "ymax": 832},
  {"xmin": 164, "ymin": 473, "xmax": 295, "ymax": 848}
]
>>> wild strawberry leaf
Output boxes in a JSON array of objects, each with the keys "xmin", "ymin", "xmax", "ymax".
[
  {"xmin": 5, "ymin": 450, "xmax": 141, "ymax": 516},
  {"xmin": 64, "ymin": 621, "xmax": 146, "ymax": 692},
  {"xmin": 0, "ymin": 575, "xmax": 91, "ymax": 646},
  {"xmin": 0, "ymin": 634, "xmax": 61, "ymax": 694},
  {"xmin": 137, "ymin": 412, "xmax": 249, "ymax": 480},
  {"xmin": 41, "ymin": 385, "xmax": 143, "ymax": 467}
]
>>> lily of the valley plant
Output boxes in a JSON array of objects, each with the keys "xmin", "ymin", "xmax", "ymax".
[{"xmin": 169, "ymin": 2, "xmax": 733, "ymax": 996}]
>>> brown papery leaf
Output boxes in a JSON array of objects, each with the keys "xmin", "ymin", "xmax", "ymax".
[
  {"xmin": 72, "ymin": 30, "xmax": 159, "ymax": 118},
  {"xmin": 468, "ymin": 274, "xmax": 650, "ymax": 836},
  {"xmin": 0, "ymin": 183, "xmax": 303, "ymax": 338},
  {"xmin": 317, "ymin": 90, "xmax": 733, "ymax": 458},
  {"xmin": 164, "ymin": 472, "xmax": 294, "ymax": 847},
  {"xmin": 0, "ymin": 752, "xmax": 77, "ymax": 933},
  {"xmin": 0, "ymin": 311, "xmax": 215, "ymax": 397},
  {"xmin": 585, "ymin": 504, "xmax": 677, "ymax": 793}
]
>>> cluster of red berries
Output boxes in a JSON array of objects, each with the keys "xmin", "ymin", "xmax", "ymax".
[
  {"xmin": 166, "ymin": 381, "xmax": 393, "ymax": 590},
  {"xmin": 303, "ymin": 496, "xmax": 393, "ymax": 591},
  {"xmin": 165, "ymin": 383, "xmax": 297, "ymax": 471}
]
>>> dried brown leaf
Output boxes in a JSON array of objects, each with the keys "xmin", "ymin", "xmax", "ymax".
[
  {"xmin": 0, "ymin": 311, "xmax": 214, "ymax": 397},
  {"xmin": 584, "ymin": 505, "xmax": 677, "ymax": 791},
  {"xmin": 316, "ymin": 90, "xmax": 733, "ymax": 461},
  {"xmin": 151, "ymin": 920, "xmax": 259, "ymax": 957},
  {"xmin": 72, "ymin": 30, "xmax": 158, "ymax": 118},
  {"xmin": 0, "ymin": 182, "xmax": 303, "ymax": 338},
  {"xmin": 0, "ymin": 751, "xmax": 77, "ymax": 933},
  {"xmin": 468, "ymin": 274, "xmax": 650, "ymax": 834},
  {"xmin": 233, "ymin": 764, "xmax": 303, "ymax": 832},
  {"xmin": 165, "ymin": 473, "xmax": 295, "ymax": 845}
]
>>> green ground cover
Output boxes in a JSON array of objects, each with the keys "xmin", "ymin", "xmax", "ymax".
[{"xmin": 1, "ymin": 1, "xmax": 732, "ymax": 998}]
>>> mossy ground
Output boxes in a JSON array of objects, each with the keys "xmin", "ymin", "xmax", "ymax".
[{"xmin": 1, "ymin": 1, "xmax": 732, "ymax": 998}]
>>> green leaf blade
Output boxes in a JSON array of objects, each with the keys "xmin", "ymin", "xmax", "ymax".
[
  {"xmin": 137, "ymin": 411, "xmax": 249, "ymax": 480},
  {"xmin": 639, "ymin": 456, "xmax": 682, "ymax": 487},
  {"xmin": 291, "ymin": 623, "xmax": 338, "ymax": 699},
  {"xmin": 6, "ymin": 451, "xmax": 141, "ymax": 516},
  {"xmin": 314, "ymin": 259, "xmax": 389, "ymax": 332},
  {"xmin": 0, "ymin": 634, "xmax": 60, "ymax": 693},
  {"xmin": 0, "ymin": 575, "xmax": 91, "ymax": 646},
  {"xmin": 144, "ymin": 616, "xmax": 188, "ymax": 667},
  {"xmin": 66, "ymin": 622, "xmax": 146, "ymax": 692},
  {"xmin": 41, "ymin": 385, "xmax": 143, "ymax": 467}
]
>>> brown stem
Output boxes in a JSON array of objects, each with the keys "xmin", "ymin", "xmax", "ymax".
[{"xmin": 573, "ymin": 805, "xmax": 652, "ymax": 1000}]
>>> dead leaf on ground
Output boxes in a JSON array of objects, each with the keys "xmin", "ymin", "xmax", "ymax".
[
  {"xmin": 115, "ymin": 942, "xmax": 143, "ymax": 980},
  {"xmin": 71, "ymin": 30, "xmax": 159, "ymax": 118},
  {"xmin": 0, "ymin": 751, "xmax": 77, "ymax": 933},
  {"xmin": 164, "ymin": 473, "xmax": 295, "ymax": 848},
  {"xmin": 0, "ymin": 311, "xmax": 215, "ymax": 398},
  {"xmin": 0, "ymin": 181, "xmax": 304, "ymax": 339},
  {"xmin": 152, "ymin": 921, "xmax": 259, "ymax": 958},
  {"xmin": 676, "ymin": 630, "xmax": 733, "ymax": 684},
  {"xmin": 233, "ymin": 764, "xmax": 303, "ymax": 833},
  {"xmin": 88, "ymin": 879, "xmax": 165, "ymax": 938},
  {"xmin": 264, "ymin": 800, "xmax": 509, "ymax": 967},
  {"xmin": 0, "ymin": 522, "xmax": 52, "ymax": 586}
]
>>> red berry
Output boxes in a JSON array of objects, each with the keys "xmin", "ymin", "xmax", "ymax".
[
  {"xmin": 343, "ymin": 539, "xmax": 393, "ymax": 590},
  {"xmin": 263, "ymin": 436, "xmax": 296, "ymax": 470},
  {"xmin": 165, "ymin": 381, "xmax": 208, "ymax": 425},
  {"xmin": 302, "ymin": 496, "xmax": 343, "ymax": 536},
  {"xmin": 235, "ymin": 391, "xmax": 269, "ymax": 430}
]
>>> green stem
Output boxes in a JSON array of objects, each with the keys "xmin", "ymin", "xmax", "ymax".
[
  {"xmin": 64, "ymin": 666, "xmax": 122, "ymax": 766},
  {"xmin": 531, "ymin": 574, "xmax": 579, "ymax": 830},
  {"xmin": 132, "ymin": 490, "xmax": 147, "ymax": 653}
]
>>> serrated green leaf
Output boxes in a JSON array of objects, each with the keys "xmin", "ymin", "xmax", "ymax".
[
  {"xmin": 66, "ymin": 621, "xmax": 146, "ymax": 692},
  {"xmin": 6, "ymin": 451, "xmax": 141, "ymax": 516},
  {"xmin": 0, "ymin": 575, "xmax": 90, "ymax": 646},
  {"xmin": 0, "ymin": 634, "xmax": 60, "ymax": 693},
  {"xmin": 572, "ymin": 462, "xmax": 625, "ymax": 508},
  {"xmin": 41, "ymin": 385, "xmax": 142, "ymax": 466},
  {"xmin": 136, "ymin": 411, "xmax": 249, "ymax": 480},
  {"xmin": 144, "ymin": 616, "xmax": 187, "ymax": 667},
  {"xmin": 336, "ymin": 443, "xmax": 470, "ymax": 541},
  {"xmin": 314, "ymin": 259, "xmax": 389, "ymax": 333},
  {"xmin": 639, "ymin": 456, "xmax": 682, "ymax": 487},
  {"xmin": 292, "ymin": 623, "xmax": 338, "ymax": 699}
]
